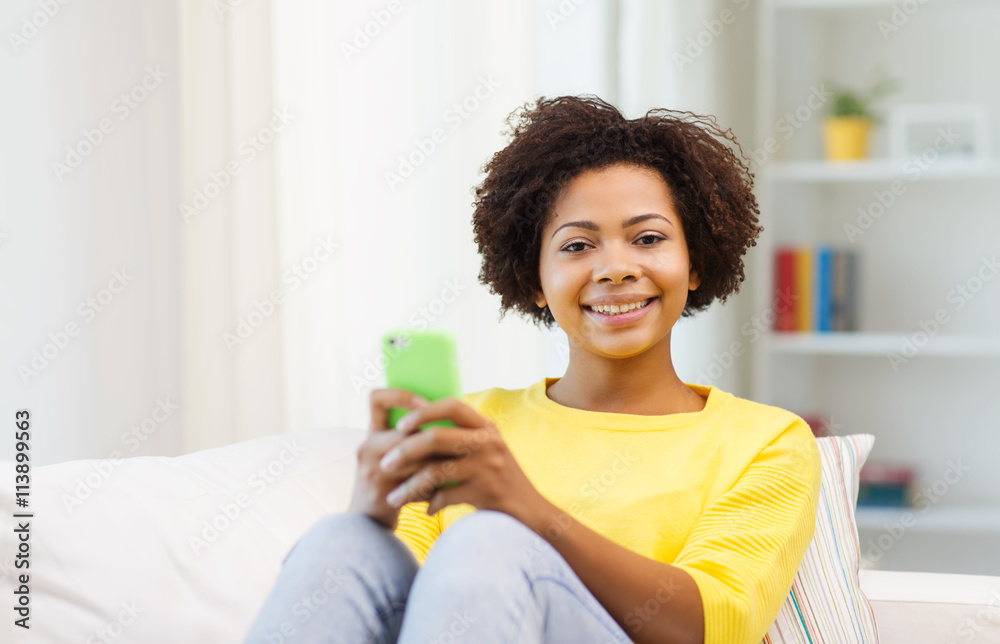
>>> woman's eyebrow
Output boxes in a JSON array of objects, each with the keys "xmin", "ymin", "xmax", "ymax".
[{"xmin": 550, "ymin": 213, "xmax": 672, "ymax": 239}]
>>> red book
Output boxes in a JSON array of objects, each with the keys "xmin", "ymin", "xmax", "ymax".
[
  {"xmin": 774, "ymin": 247, "xmax": 796, "ymax": 332},
  {"xmin": 799, "ymin": 413, "xmax": 829, "ymax": 438},
  {"xmin": 860, "ymin": 461, "xmax": 916, "ymax": 486}
]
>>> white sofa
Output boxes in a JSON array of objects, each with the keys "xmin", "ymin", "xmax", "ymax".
[{"xmin": 2, "ymin": 427, "xmax": 999, "ymax": 643}]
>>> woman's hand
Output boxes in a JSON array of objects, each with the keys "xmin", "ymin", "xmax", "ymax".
[
  {"xmin": 377, "ymin": 397, "xmax": 545, "ymax": 522},
  {"xmin": 347, "ymin": 388, "xmax": 429, "ymax": 531}
]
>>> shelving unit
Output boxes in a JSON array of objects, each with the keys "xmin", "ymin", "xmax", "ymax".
[
  {"xmin": 855, "ymin": 506, "xmax": 1000, "ymax": 536},
  {"xmin": 768, "ymin": 332, "xmax": 1000, "ymax": 356},
  {"xmin": 771, "ymin": 159, "xmax": 1000, "ymax": 182},
  {"xmin": 754, "ymin": 0, "xmax": 1000, "ymax": 576}
]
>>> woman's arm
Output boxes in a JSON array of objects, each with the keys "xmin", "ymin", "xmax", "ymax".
[
  {"xmin": 517, "ymin": 431, "xmax": 820, "ymax": 644},
  {"xmin": 519, "ymin": 496, "xmax": 704, "ymax": 644}
]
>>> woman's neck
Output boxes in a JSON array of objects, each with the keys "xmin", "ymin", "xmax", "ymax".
[{"xmin": 546, "ymin": 345, "xmax": 706, "ymax": 416}]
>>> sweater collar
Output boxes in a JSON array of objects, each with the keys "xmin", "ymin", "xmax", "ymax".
[{"xmin": 525, "ymin": 376, "xmax": 728, "ymax": 431}]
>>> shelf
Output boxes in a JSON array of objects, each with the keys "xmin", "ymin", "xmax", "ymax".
[
  {"xmin": 775, "ymin": 0, "xmax": 904, "ymax": 8},
  {"xmin": 856, "ymin": 505, "xmax": 1000, "ymax": 535},
  {"xmin": 766, "ymin": 332, "xmax": 1000, "ymax": 356},
  {"xmin": 774, "ymin": 0, "xmax": 988, "ymax": 9},
  {"xmin": 768, "ymin": 159, "xmax": 1000, "ymax": 183}
]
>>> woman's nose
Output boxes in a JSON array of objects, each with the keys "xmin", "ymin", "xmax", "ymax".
[{"xmin": 592, "ymin": 246, "xmax": 642, "ymax": 284}]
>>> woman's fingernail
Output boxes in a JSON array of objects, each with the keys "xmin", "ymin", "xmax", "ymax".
[
  {"xmin": 386, "ymin": 488, "xmax": 404, "ymax": 506},
  {"xmin": 380, "ymin": 450, "xmax": 399, "ymax": 470},
  {"xmin": 397, "ymin": 412, "xmax": 417, "ymax": 431}
]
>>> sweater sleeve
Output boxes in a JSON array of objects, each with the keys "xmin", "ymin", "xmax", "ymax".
[
  {"xmin": 671, "ymin": 421, "xmax": 821, "ymax": 644},
  {"xmin": 393, "ymin": 500, "xmax": 442, "ymax": 564}
]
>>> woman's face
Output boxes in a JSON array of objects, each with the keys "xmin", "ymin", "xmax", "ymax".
[{"xmin": 535, "ymin": 163, "xmax": 699, "ymax": 359}]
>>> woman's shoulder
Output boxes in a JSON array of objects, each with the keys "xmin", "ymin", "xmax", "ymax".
[
  {"xmin": 712, "ymin": 387, "xmax": 810, "ymax": 428},
  {"xmin": 708, "ymin": 387, "xmax": 819, "ymax": 455},
  {"xmin": 459, "ymin": 386, "xmax": 499, "ymax": 408},
  {"xmin": 460, "ymin": 383, "xmax": 525, "ymax": 414}
]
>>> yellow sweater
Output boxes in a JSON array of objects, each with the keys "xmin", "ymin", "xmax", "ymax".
[{"xmin": 394, "ymin": 377, "xmax": 821, "ymax": 644}]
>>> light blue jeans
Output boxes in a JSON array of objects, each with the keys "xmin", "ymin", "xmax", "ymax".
[{"xmin": 243, "ymin": 509, "xmax": 633, "ymax": 643}]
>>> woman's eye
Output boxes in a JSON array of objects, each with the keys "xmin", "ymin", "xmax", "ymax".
[{"xmin": 562, "ymin": 235, "xmax": 664, "ymax": 253}]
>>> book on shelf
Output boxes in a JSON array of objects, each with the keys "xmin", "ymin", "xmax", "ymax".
[
  {"xmin": 773, "ymin": 245, "xmax": 858, "ymax": 333},
  {"xmin": 857, "ymin": 461, "xmax": 917, "ymax": 509},
  {"xmin": 774, "ymin": 249, "xmax": 795, "ymax": 331}
]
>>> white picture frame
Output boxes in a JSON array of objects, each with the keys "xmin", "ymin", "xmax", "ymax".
[{"xmin": 888, "ymin": 103, "xmax": 991, "ymax": 160}]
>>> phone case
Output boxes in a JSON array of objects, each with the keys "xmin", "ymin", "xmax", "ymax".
[{"xmin": 381, "ymin": 327, "xmax": 462, "ymax": 430}]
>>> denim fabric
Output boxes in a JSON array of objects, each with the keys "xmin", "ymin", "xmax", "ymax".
[{"xmin": 243, "ymin": 510, "xmax": 633, "ymax": 644}]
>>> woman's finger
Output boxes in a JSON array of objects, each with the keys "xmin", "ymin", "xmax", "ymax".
[
  {"xmin": 395, "ymin": 397, "xmax": 490, "ymax": 436},
  {"xmin": 385, "ymin": 457, "xmax": 471, "ymax": 508},
  {"xmin": 425, "ymin": 482, "xmax": 469, "ymax": 517},
  {"xmin": 379, "ymin": 426, "xmax": 491, "ymax": 476},
  {"xmin": 369, "ymin": 388, "xmax": 428, "ymax": 431}
]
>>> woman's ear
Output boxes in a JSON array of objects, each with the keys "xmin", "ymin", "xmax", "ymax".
[
  {"xmin": 688, "ymin": 268, "xmax": 700, "ymax": 291},
  {"xmin": 534, "ymin": 291, "xmax": 546, "ymax": 309}
]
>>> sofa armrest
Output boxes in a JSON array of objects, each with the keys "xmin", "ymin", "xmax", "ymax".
[{"xmin": 859, "ymin": 569, "xmax": 1000, "ymax": 643}]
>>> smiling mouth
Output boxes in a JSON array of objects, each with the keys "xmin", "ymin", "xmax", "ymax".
[{"xmin": 584, "ymin": 297, "xmax": 657, "ymax": 316}]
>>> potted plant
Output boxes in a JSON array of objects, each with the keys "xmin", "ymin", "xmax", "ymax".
[{"xmin": 823, "ymin": 77, "xmax": 900, "ymax": 161}]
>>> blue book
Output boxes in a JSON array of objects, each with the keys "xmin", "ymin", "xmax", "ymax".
[
  {"xmin": 814, "ymin": 245, "xmax": 834, "ymax": 332},
  {"xmin": 845, "ymin": 251, "xmax": 858, "ymax": 331}
]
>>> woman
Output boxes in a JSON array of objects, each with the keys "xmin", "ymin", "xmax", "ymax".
[{"xmin": 244, "ymin": 95, "xmax": 820, "ymax": 644}]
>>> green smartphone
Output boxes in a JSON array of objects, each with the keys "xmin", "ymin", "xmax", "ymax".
[{"xmin": 381, "ymin": 327, "xmax": 462, "ymax": 431}]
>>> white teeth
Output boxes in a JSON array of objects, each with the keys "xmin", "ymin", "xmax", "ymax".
[{"xmin": 588, "ymin": 298, "xmax": 651, "ymax": 315}]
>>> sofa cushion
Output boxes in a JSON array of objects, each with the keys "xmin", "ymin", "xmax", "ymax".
[
  {"xmin": 0, "ymin": 427, "xmax": 366, "ymax": 644},
  {"xmin": 763, "ymin": 434, "xmax": 879, "ymax": 643}
]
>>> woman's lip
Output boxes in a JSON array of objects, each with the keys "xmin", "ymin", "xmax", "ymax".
[{"xmin": 582, "ymin": 297, "xmax": 658, "ymax": 326}]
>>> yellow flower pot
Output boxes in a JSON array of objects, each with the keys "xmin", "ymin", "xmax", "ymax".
[{"xmin": 823, "ymin": 117, "xmax": 871, "ymax": 161}]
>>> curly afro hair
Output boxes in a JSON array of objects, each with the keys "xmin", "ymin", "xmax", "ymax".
[{"xmin": 471, "ymin": 94, "xmax": 762, "ymax": 329}]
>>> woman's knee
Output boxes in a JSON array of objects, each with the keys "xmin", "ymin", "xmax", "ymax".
[
  {"xmin": 248, "ymin": 513, "xmax": 420, "ymax": 642},
  {"xmin": 421, "ymin": 510, "xmax": 549, "ymax": 574},
  {"xmin": 285, "ymin": 511, "xmax": 418, "ymax": 577}
]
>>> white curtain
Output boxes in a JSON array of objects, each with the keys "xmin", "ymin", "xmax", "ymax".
[
  {"xmin": 177, "ymin": 0, "xmax": 285, "ymax": 452},
  {"xmin": 2, "ymin": 0, "xmax": 747, "ymax": 463},
  {"xmin": 178, "ymin": 0, "xmax": 550, "ymax": 450}
]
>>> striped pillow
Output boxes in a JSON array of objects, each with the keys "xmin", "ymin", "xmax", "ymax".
[{"xmin": 763, "ymin": 434, "xmax": 880, "ymax": 644}]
